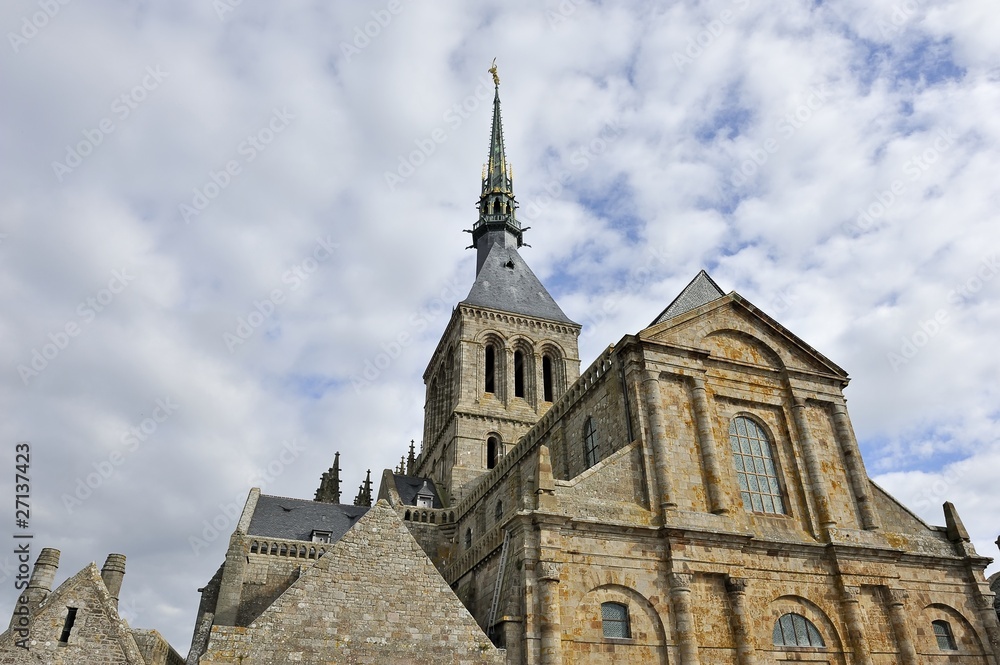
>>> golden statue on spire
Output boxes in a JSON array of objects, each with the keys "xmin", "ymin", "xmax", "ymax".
[{"xmin": 489, "ymin": 58, "xmax": 499, "ymax": 87}]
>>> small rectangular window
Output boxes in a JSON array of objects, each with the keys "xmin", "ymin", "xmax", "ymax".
[{"xmin": 601, "ymin": 602, "xmax": 630, "ymax": 639}]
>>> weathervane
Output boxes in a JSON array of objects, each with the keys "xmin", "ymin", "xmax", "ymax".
[{"xmin": 489, "ymin": 58, "xmax": 499, "ymax": 87}]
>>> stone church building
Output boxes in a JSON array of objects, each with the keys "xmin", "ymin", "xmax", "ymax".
[{"xmin": 4, "ymin": 76, "xmax": 1000, "ymax": 664}]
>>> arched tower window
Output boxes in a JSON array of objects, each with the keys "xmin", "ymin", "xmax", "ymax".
[
  {"xmin": 542, "ymin": 355, "xmax": 554, "ymax": 402},
  {"xmin": 601, "ymin": 602, "xmax": 631, "ymax": 639},
  {"xmin": 932, "ymin": 620, "xmax": 957, "ymax": 650},
  {"xmin": 729, "ymin": 416, "xmax": 785, "ymax": 514},
  {"xmin": 773, "ymin": 613, "xmax": 825, "ymax": 647},
  {"xmin": 584, "ymin": 416, "xmax": 598, "ymax": 468},
  {"xmin": 513, "ymin": 349, "xmax": 525, "ymax": 398},
  {"xmin": 487, "ymin": 436, "xmax": 500, "ymax": 469},
  {"xmin": 494, "ymin": 500, "xmax": 503, "ymax": 523},
  {"xmin": 464, "ymin": 528, "xmax": 473, "ymax": 549},
  {"xmin": 484, "ymin": 344, "xmax": 496, "ymax": 394}
]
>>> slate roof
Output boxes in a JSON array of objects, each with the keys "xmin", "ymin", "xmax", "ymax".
[
  {"xmin": 392, "ymin": 474, "xmax": 443, "ymax": 508},
  {"xmin": 650, "ymin": 270, "xmax": 726, "ymax": 326},
  {"xmin": 462, "ymin": 242, "xmax": 576, "ymax": 324},
  {"xmin": 247, "ymin": 494, "xmax": 369, "ymax": 543}
]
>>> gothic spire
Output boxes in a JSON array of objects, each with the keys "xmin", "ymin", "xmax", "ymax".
[
  {"xmin": 469, "ymin": 60, "xmax": 524, "ymax": 274},
  {"xmin": 314, "ymin": 451, "xmax": 342, "ymax": 504}
]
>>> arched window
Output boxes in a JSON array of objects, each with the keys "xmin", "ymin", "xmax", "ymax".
[
  {"xmin": 514, "ymin": 350, "xmax": 525, "ymax": 398},
  {"xmin": 485, "ymin": 344, "xmax": 496, "ymax": 394},
  {"xmin": 487, "ymin": 436, "xmax": 500, "ymax": 469},
  {"xmin": 773, "ymin": 613, "xmax": 825, "ymax": 647},
  {"xmin": 601, "ymin": 602, "xmax": 631, "ymax": 639},
  {"xmin": 584, "ymin": 416, "xmax": 598, "ymax": 468},
  {"xmin": 729, "ymin": 416, "xmax": 785, "ymax": 514},
  {"xmin": 542, "ymin": 355, "xmax": 554, "ymax": 402},
  {"xmin": 932, "ymin": 620, "xmax": 957, "ymax": 650},
  {"xmin": 494, "ymin": 500, "xmax": 503, "ymax": 523},
  {"xmin": 464, "ymin": 528, "xmax": 472, "ymax": 549}
]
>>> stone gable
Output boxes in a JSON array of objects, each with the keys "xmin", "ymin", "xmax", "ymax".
[
  {"xmin": 200, "ymin": 500, "xmax": 504, "ymax": 664},
  {"xmin": 0, "ymin": 563, "xmax": 146, "ymax": 665}
]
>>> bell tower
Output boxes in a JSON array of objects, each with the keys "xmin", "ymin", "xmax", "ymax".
[{"xmin": 412, "ymin": 64, "xmax": 581, "ymax": 504}]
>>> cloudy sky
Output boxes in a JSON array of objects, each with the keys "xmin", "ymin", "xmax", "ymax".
[{"xmin": 2, "ymin": 0, "xmax": 999, "ymax": 651}]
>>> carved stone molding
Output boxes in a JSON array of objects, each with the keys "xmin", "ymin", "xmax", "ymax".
[
  {"xmin": 537, "ymin": 561, "xmax": 561, "ymax": 582},
  {"xmin": 883, "ymin": 587, "xmax": 909, "ymax": 607},
  {"xmin": 669, "ymin": 572, "xmax": 694, "ymax": 591},
  {"xmin": 726, "ymin": 576, "xmax": 749, "ymax": 595}
]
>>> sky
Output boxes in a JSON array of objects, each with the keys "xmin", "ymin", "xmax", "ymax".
[{"xmin": 1, "ymin": 0, "xmax": 999, "ymax": 653}]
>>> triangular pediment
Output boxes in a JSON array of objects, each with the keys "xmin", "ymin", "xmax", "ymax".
[
  {"xmin": 642, "ymin": 284, "xmax": 846, "ymax": 379},
  {"xmin": 650, "ymin": 269, "xmax": 726, "ymax": 325},
  {"xmin": 462, "ymin": 242, "xmax": 576, "ymax": 325}
]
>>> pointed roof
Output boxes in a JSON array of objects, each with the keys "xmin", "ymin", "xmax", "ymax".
[
  {"xmin": 462, "ymin": 242, "xmax": 575, "ymax": 324},
  {"xmin": 200, "ymin": 501, "xmax": 505, "ymax": 663},
  {"xmin": 483, "ymin": 85, "xmax": 513, "ymax": 197},
  {"xmin": 650, "ymin": 270, "xmax": 726, "ymax": 325},
  {"xmin": 248, "ymin": 493, "xmax": 368, "ymax": 543}
]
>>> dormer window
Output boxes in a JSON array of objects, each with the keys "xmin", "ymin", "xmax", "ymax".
[
  {"xmin": 415, "ymin": 480, "xmax": 435, "ymax": 508},
  {"xmin": 311, "ymin": 530, "xmax": 332, "ymax": 543}
]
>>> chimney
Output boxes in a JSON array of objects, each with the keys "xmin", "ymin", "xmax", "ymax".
[
  {"xmin": 101, "ymin": 554, "xmax": 127, "ymax": 610},
  {"xmin": 26, "ymin": 548, "xmax": 60, "ymax": 611}
]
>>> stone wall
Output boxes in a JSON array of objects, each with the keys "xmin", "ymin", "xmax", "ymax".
[{"xmin": 199, "ymin": 501, "xmax": 505, "ymax": 664}]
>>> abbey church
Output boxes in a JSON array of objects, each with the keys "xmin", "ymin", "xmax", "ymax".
[{"xmin": 2, "ymin": 74, "xmax": 999, "ymax": 664}]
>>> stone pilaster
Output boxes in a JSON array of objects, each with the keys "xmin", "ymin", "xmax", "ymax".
[
  {"xmin": 830, "ymin": 402, "xmax": 880, "ymax": 530},
  {"xmin": 669, "ymin": 572, "xmax": 701, "ymax": 665},
  {"xmin": 791, "ymin": 398, "xmax": 835, "ymax": 532},
  {"xmin": 214, "ymin": 532, "xmax": 248, "ymax": 626},
  {"xmin": 689, "ymin": 376, "xmax": 728, "ymax": 515},
  {"xmin": 840, "ymin": 586, "xmax": 873, "ymax": 665},
  {"xmin": 725, "ymin": 576, "xmax": 757, "ymax": 665},
  {"xmin": 973, "ymin": 592, "xmax": 1000, "ymax": 664},
  {"xmin": 883, "ymin": 588, "xmax": 918, "ymax": 665},
  {"xmin": 538, "ymin": 561, "xmax": 562, "ymax": 665},
  {"xmin": 642, "ymin": 371, "xmax": 676, "ymax": 512}
]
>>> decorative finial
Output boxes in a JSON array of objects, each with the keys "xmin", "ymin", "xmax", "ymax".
[{"xmin": 489, "ymin": 58, "xmax": 499, "ymax": 87}]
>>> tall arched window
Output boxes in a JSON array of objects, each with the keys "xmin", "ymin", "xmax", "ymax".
[
  {"xmin": 773, "ymin": 613, "xmax": 825, "ymax": 647},
  {"xmin": 484, "ymin": 344, "xmax": 496, "ymax": 394},
  {"xmin": 494, "ymin": 500, "xmax": 503, "ymax": 523},
  {"xmin": 601, "ymin": 602, "xmax": 631, "ymax": 639},
  {"xmin": 513, "ymin": 350, "xmax": 525, "ymax": 398},
  {"xmin": 464, "ymin": 528, "xmax": 472, "ymax": 549},
  {"xmin": 729, "ymin": 416, "xmax": 785, "ymax": 514},
  {"xmin": 932, "ymin": 620, "xmax": 957, "ymax": 650},
  {"xmin": 542, "ymin": 355, "xmax": 554, "ymax": 402},
  {"xmin": 584, "ymin": 416, "xmax": 598, "ymax": 468},
  {"xmin": 487, "ymin": 436, "xmax": 500, "ymax": 469}
]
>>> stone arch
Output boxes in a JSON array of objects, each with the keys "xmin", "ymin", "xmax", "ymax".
[
  {"xmin": 478, "ymin": 331, "xmax": 507, "ymax": 397},
  {"xmin": 485, "ymin": 431, "xmax": 504, "ymax": 469},
  {"xmin": 703, "ymin": 329, "xmax": 785, "ymax": 369},
  {"xmin": 920, "ymin": 602, "xmax": 989, "ymax": 657},
  {"xmin": 569, "ymin": 583, "xmax": 669, "ymax": 656},
  {"xmin": 727, "ymin": 411, "xmax": 789, "ymax": 515},
  {"xmin": 764, "ymin": 595, "xmax": 846, "ymax": 663},
  {"xmin": 509, "ymin": 336, "xmax": 535, "ymax": 401},
  {"xmin": 538, "ymin": 340, "xmax": 567, "ymax": 402}
]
